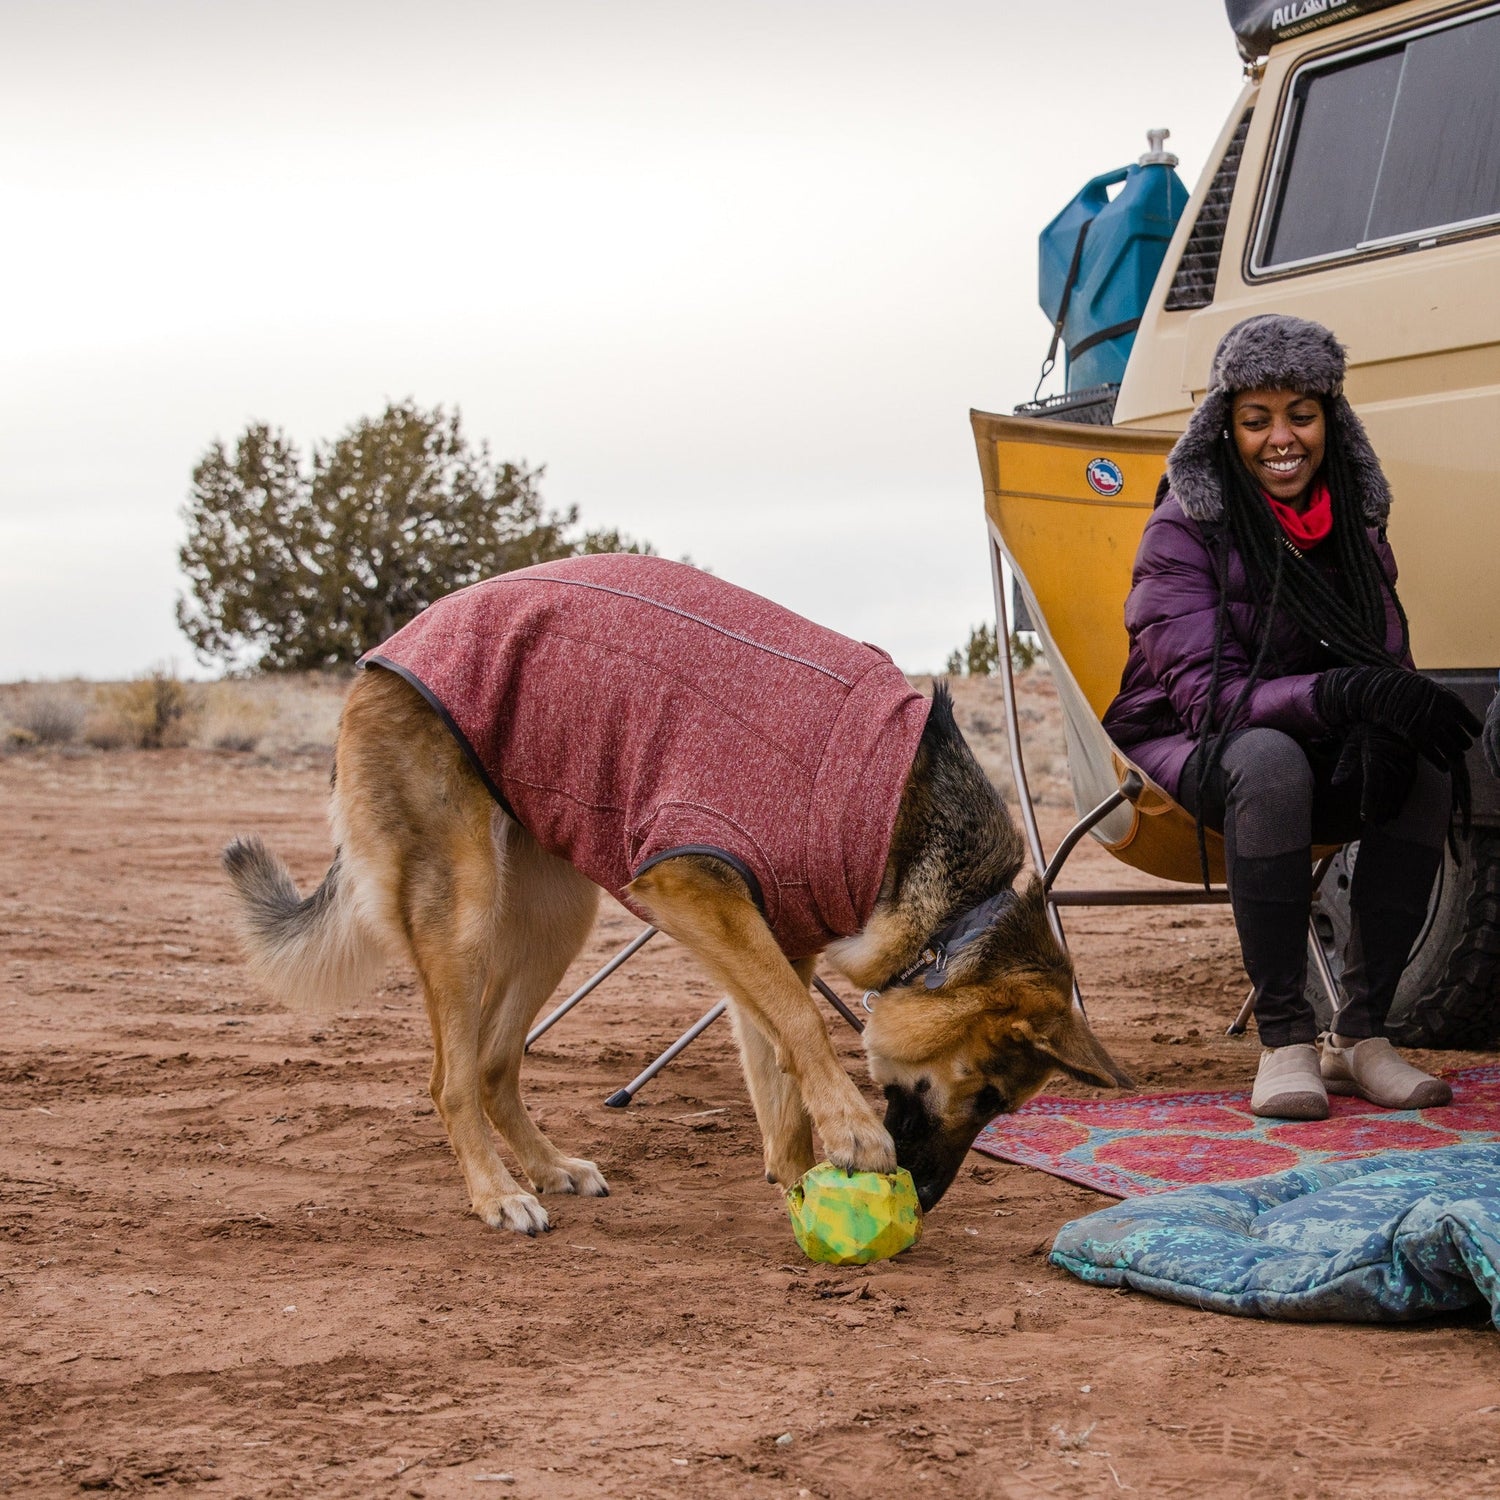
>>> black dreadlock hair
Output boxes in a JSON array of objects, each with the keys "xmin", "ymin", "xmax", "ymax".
[{"xmin": 1189, "ymin": 402, "xmax": 1454, "ymax": 886}]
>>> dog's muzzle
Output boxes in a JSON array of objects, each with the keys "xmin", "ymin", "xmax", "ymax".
[{"xmin": 882, "ymin": 1084, "xmax": 977, "ymax": 1214}]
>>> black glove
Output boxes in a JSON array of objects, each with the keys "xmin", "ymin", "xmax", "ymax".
[
  {"xmin": 1316, "ymin": 666, "xmax": 1481, "ymax": 772},
  {"xmin": 1332, "ymin": 724, "xmax": 1418, "ymax": 825},
  {"xmin": 1485, "ymin": 691, "xmax": 1500, "ymax": 781}
]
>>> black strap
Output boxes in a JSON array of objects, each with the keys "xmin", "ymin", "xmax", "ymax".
[
  {"xmin": 1068, "ymin": 316, "xmax": 1142, "ymax": 360},
  {"xmin": 878, "ymin": 887, "xmax": 1020, "ymax": 993},
  {"xmin": 1033, "ymin": 218, "xmax": 1095, "ymax": 402}
]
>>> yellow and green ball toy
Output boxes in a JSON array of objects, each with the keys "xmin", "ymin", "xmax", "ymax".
[{"xmin": 785, "ymin": 1162, "xmax": 923, "ymax": 1265}]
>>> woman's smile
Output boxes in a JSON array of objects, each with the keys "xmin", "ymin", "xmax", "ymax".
[{"xmin": 1230, "ymin": 387, "xmax": 1327, "ymax": 507}]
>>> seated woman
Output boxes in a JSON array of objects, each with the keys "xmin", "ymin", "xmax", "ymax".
[{"xmin": 1103, "ymin": 314, "xmax": 1479, "ymax": 1120}]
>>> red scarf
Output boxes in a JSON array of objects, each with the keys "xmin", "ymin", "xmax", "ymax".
[{"xmin": 1265, "ymin": 482, "xmax": 1333, "ymax": 549}]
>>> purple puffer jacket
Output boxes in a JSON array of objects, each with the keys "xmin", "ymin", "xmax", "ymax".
[{"xmin": 1101, "ymin": 493, "xmax": 1408, "ymax": 798}]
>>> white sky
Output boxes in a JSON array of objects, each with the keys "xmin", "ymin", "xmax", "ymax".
[{"xmin": 0, "ymin": 0, "xmax": 1241, "ymax": 680}]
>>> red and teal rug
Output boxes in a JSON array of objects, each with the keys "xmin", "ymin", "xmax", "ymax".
[{"xmin": 973, "ymin": 1064, "xmax": 1500, "ymax": 1198}]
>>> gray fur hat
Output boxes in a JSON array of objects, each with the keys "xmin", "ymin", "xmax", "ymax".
[{"xmin": 1166, "ymin": 313, "xmax": 1391, "ymax": 526}]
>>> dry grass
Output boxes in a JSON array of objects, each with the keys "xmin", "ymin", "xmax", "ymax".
[
  {"xmin": 189, "ymin": 672, "xmax": 347, "ymax": 754},
  {"xmin": 1, "ymin": 670, "xmax": 347, "ymax": 758},
  {"xmin": 1, "ymin": 670, "xmax": 1053, "ymax": 796},
  {"xmin": 196, "ymin": 681, "xmax": 272, "ymax": 752}
]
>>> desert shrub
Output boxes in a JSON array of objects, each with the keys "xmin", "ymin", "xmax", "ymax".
[
  {"xmin": 11, "ymin": 691, "xmax": 85, "ymax": 745},
  {"xmin": 91, "ymin": 669, "xmax": 201, "ymax": 749},
  {"xmin": 82, "ymin": 716, "xmax": 128, "ymax": 751},
  {"xmin": 945, "ymin": 623, "xmax": 1001, "ymax": 677},
  {"xmin": 210, "ymin": 722, "xmax": 262, "ymax": 753},
  {"xmin": 1010, "ymin": 630, "xmax": 1042, "ymax": 671},
  {"xmin": 197, "ymin": 682, "xmax": 270, "ymax": 752},
  {"xmin": 945, "ymin": 624, "xmax": 1042, "ymax": 676}
]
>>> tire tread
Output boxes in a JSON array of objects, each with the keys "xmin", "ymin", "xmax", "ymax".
[{"xmin": 1388, "ymin": 828, "xmax": 1500, "ymax": 1049}]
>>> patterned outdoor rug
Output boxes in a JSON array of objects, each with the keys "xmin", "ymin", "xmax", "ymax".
[{"xmin": 973, "ymin": 1064, "xmax": 1500, "ymax": 1198}]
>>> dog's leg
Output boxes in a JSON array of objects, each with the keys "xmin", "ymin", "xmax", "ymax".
[
  {"xmin": 630, "ymin": 857, "xmax": 895, "ymax": 1175},
  {"xmin": 335, "ymin": 673, "xmax": 555, "ymax": 1234},
  {"xmin": 730, "ymin": 957, "xmax": 816, "ymax": 1186},
  {"xmin": 476, "ymin": 815, "xmax": 608, "ymax": 1198},
  {"xmin": 406, "ymin": 855, "xmax": 554, "ymax": 1236}
]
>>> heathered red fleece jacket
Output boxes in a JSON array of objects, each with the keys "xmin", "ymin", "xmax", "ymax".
[{"xmin": 364, "ymin": 555, "xmax": 931, "ymax": 958}]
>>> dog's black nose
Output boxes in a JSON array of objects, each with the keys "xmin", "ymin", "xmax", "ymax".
[
  {"xmin": 915, "ymin": 1178, "xmax": 944, "ymax": 1214},
  {"xmin": 884, "ymin": 1085, "xmax": 971, "ymax": 1214},
  {"xmin": 908, "ymin": 1150, "xmax": 970, "ymax": 1214}
]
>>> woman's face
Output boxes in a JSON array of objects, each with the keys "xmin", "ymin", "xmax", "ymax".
[{"xmin": 1230, "ymin": 387, "xmax": 1326, "ymax": 504}]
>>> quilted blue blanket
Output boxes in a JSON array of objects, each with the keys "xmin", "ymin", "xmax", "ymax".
[{"xmin": 1050, "ymin": 1143, "xmax": 1500, "ymax": 1324}]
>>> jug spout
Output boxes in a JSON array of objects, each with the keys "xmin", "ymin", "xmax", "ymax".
[{"xmin": 1139, "ymin": 128, "xmax": 1179, "ymax": 168}]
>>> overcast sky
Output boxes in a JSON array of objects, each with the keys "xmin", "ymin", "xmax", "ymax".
[{"xmin": 1, "ymin": 0, "xmax": 1241, "ymax": 680}]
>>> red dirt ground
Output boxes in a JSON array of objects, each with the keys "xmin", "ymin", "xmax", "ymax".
[{"xmin": 4, "ymin": 674, "xmax": 1498, "ymax": 1498}]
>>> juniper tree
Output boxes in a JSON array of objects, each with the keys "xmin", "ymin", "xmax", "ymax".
[{"xmin": 177, "ymin": 400, "xmax": 649, "ymax": 671}]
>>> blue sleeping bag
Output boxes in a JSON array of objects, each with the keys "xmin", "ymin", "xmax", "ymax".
[{"xmin": 1050, "ymin": 1143, "xmax": 1500, "ymax": 1324}]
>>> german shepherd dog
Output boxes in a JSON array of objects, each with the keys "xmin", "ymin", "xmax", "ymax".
[{"xmin": 224, "ymin": 584, "xmax": 1129, "ymax": 1235}]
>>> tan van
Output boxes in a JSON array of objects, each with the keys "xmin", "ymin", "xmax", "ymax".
[{"xmin": 975, "ymin": 0, "xmax": 1500, "ymax": 1045}]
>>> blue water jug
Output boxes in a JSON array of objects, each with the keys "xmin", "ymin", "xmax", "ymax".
[{"xmin": 1038, "ymin": 130, "xmax": 1189, "ymax": 392}]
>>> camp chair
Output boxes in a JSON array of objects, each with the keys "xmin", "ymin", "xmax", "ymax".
[
  {"xmin": 969, "ymin": 408, "xmax": 1346, "ymax": 1032},
  {"xmin": 534, "ymin": 408, "xmax": 1346, "ymax": 1102},
  {"xmin": 524, "ymin": 931, "xmax": 865, "ymax": 1108}
]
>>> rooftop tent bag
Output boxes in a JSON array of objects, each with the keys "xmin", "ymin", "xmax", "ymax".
[
  {"xmin": 1037, "ymin": 133, "xmax": 1188, "ymax": 395},
  {"xmin": 1224, "ymin": 0, "xmax": 1409, "ymax": 61}
]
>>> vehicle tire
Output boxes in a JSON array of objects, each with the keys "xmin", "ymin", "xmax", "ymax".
[{"xmin": 1307, "ymin": 829, "xmax": 1500, "ymax": 1048}]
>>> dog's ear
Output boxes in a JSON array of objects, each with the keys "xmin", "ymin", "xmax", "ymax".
[{"xmin": 1017, "ymin": 1011, "xmax": 1133, "ymax": 1091}]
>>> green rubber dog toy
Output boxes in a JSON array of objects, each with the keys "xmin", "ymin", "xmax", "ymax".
[{"xmin": 785, "ymin": 1162, "xmax": 923, "ymax": 1265}]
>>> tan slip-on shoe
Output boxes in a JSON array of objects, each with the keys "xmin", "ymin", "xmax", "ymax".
[
  {"xmin": 1250, "ymin": 1043, "xmax": 1329, "ymax": 1120},
  {"xmin": 1321, "ymin": 1034, "xmax": 1452, "ymax": 1110}
]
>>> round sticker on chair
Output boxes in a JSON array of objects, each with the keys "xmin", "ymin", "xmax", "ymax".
[{"xmin": 1085, "ymin": 457, "xmax": 1124, "ymax": 497}]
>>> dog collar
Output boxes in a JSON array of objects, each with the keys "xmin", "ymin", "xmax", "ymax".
[{"xmin": 862, "ymin": 887, "xmax": 1019, "ymax": 1011}]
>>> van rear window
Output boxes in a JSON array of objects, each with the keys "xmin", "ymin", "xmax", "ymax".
[{"xmin": 1256, "ymin": 5, "xmax": 1500, "ymax": 272}]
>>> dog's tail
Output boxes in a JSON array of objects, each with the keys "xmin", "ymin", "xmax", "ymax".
[{"xmin": 221, "ymin": 837, "xmax": 384, "ymax": 1012}]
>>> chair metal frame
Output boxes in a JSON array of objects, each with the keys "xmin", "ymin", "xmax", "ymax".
[{"xmin": 525, "ymin": 924, "xmax": 867, "ymax": 1107}]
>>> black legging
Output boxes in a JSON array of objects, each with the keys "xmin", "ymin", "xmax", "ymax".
[{"xmin": 1179, "ymin": 728, "xmax": 1450, "ymax": 1047}]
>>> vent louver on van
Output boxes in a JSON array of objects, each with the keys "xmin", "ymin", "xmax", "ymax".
[{"xmin": 1163, "ymin": 110, "xmax": 1252, "ymax": 311}]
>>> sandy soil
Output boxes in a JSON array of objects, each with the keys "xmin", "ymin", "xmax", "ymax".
[{"xmin": 4, "ymin": 673, "xmax": 1499, "ymax": 1499}]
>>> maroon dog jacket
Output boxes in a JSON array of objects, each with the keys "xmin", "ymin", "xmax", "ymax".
[{"xmin": 365, "ymin": 556, "xmax": 931, "ymax": 958}]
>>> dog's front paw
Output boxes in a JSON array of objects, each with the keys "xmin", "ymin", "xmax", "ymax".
[
  {"xmin": 820, "ymin": 1111, "xmax": 897, "ymax": 1176},
  {"xmin": 530, "ymin": 1157, "xmax": 609, "ymax": 1198},
  {"xmin": 476, "ymin": 1190, "xmax": 552, "ymax": 1236}
]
